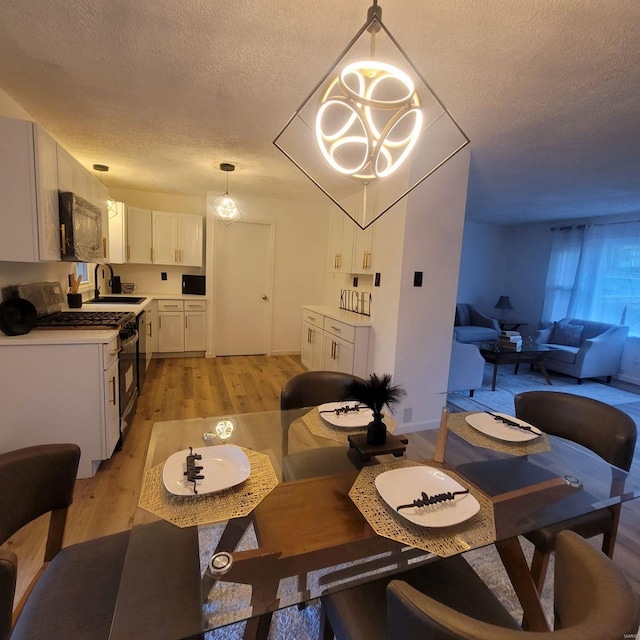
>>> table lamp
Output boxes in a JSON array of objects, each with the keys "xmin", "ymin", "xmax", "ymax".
[{"xmin": 494, "ymin": 296, "xmax": 514, "ymax": 319}]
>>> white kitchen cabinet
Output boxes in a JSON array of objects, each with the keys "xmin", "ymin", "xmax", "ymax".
[
  {"xmin": 152, "ymin": 211, "xmax": 203, "ymax": 267},
  {"xmin": 146, "ymin": 299, "xmax": 158, "ymax": 361},
  {"xmin": 327, "ymin": 212, "xmax": 354, "ymax": 273},
  {"xmin": 158, "ymin": 310, "xmax": 185, "ymax": 352},
  {"xmin": 0, "ymin": 334, "xmax": 121, "ymax": 478},
  {"xmin": 301, "ymin": 309, "xmax": 324, "ymax": 371},
  {"xmin": 33, "ymin": 125, "xmax": 61, "ymax": 261},
  {"xmin": 91, "ymin": 178, "xmax": 109, "ymax": 260},
  {"xmin": 104, "ymin": 356, "xmax": 121, "ymax": 458},
  {"xmin": 185, "ymin": 303, "xmax": 207, "ymax": 351},
  {"xmin": 0, "ymin": 118, "xmax": 60, "ymax": 262},
  {"xmin": 157, "ymin": 299, "xmax": 207, "ymax": 353},
  {"xmin": 127, "ymin": 206, "xmax": 153, "ymax": 263},
  {"xmin": 322, "ymin": 331, "xmax": 355, "ymax": 374},
  {"xmin": 108, "ymin": 200, "xmax": 126, "ymax": 264},
  {"xmin": 301, "ymin": 306, "xmax": 370, "ymax": 377},
  {"xmin": 326, "ymin": 211, "xmax": 374, "ymax": 274},
  {"xmin": 351, "ymin": 224, "xmax": 375, "ymax": 274}
]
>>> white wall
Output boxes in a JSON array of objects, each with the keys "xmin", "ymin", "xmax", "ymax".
[
  {"xmin": 392, "ymin": 148, "xmax": 471, "ymax": 430},
  {"xmin": 206, "ymin": 192, "xmax": 330, "ymax": 357}
]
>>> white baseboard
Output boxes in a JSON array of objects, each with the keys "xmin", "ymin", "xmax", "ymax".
[{"xmin": 617, "ymin": 373, "xmax": 640, "ymax": 386}]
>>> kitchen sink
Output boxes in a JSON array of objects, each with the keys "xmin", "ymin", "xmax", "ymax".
[{"xmin": 87, "ymin": 296, "xmax": 147, "ymax": 304}]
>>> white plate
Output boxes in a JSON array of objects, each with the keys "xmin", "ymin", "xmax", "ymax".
[
  {"xmin": 465, "ymin": 412, "xmax": 541, "ymax": 442},
  {"xmin": 317, "ymin": 401, "xmax": 374, "ymax": 428},
  {"xmin": 375, "ymin": 466, "xmax": 480, "ymax": 528},
  {"xmin": 162, "ymin": 445, "xmax": 250, "ymax": 496}
]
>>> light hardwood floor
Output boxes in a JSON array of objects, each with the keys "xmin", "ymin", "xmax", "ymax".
[
  {"xmin": 4, "ymin": 355, "xmax": 640, "ymax": 612},
  {"xmin": 4, "ymin": 354, "xmax": 306, "ymax": 604}
]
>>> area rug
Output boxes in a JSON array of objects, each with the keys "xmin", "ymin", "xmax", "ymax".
[
  {"xmin": 448, "ymin": 363, "xmax": 640, "ymax": 416},
  {"xmin": 202, "ymin": 525, "xmax": 553, "ymax": 639}
]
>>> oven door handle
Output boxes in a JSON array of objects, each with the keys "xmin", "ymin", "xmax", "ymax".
[{"xmin": 120, "ymin": 330, "xmax": 138, "ymax": 350}]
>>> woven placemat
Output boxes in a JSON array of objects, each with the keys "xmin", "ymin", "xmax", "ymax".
[
  {"xmin": 138, "ymin": 448, "xmax": 278, "ymax": 528},
  {"xmin": 448, "ymin": 412, "xmax": 551, "ymax": 455},
  {"xmin": 349, "ymin": 460, "xmax": 496, "ymax": 558},
  {"xmin": 302, "ymin": 407, "xmax": 398, "ymax": 444}
]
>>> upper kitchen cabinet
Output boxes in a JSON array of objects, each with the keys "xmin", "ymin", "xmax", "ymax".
[
  {"xmin": 327, "ymin": 211, "xmax": 354, "ymax": 273},
  {"xmin": 152, "ymin": 211, "xmax": 203, "ymax": 267},
  {"xmin": 0, "ymin": 118, "xmax": 60, "ymax": 262},
  {"xmin": 326, "ymin": 211, "xmax": 374, "ymax": 274},
  {"xmin": 127, "ymin": 206, "xmax": 153, "ymax": 264}
]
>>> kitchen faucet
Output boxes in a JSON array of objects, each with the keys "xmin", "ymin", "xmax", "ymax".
[{"xmin": 94, "ymin": 263, "xmax": 115, "ymax": 300}]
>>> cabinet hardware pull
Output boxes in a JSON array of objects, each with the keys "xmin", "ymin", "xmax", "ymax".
[
  {"xmin": 102, "ymin": 237, "xmax": 107, "ymax": 258},
  {"xmin": 111, "ymin": 376, "xmax": 117, "ymax": 405},
  {"xmin": 150, "ymin": 247, "xmax": 153, "ymax": 262},
  {"xmin": 60, "ymin": 224, "xmax": 66, "ymax": 255},
  {"xmin": 330, "ymin": 325, "xmax": 341, "ymax": 332},
  {"xmin": 159, "ymin": 316, "xmax": 162, "ymax": 329},
  {"xmin": 185, "ymin": 315, "xmax": 188, "ymax": 329},
  {"xmin": 148, "ymin": 321, "xmax": 152, "ymax": 338}
]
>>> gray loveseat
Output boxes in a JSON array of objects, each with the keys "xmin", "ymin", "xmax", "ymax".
[
  {"xmin": 453, "ymin": 303, "xmax": 500, "ymax": 345},
  {"xmin": 534, "ymin": 318, "xmax": 629, "ymax": 383}
]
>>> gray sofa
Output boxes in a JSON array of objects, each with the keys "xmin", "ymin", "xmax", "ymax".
[
  {"xmin": 534, "ymin": 318, "xmax": 629, "ymax": 383},
  {"xmin": 453, "ymin": 303, "xmax": 500, "ymax": 345}
]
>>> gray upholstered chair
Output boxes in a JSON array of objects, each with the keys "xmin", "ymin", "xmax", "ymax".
[
  {"xmin": 321, "ymin": 530, "xmax": 639, "ymax": 640},
  {"xmin": 281, "ymin": 370, "xmax": 365, "ymax": 481},
  {"xmin": 0, "ymin": 444, "xmax": 130, "ymax": 640},
  {"xmin": 514, "ymin": 391, "xmax": 637, "ymax": 592},
  {"xmin": 452, "ymin": 303, "xmax": 500, "ymax": 345},
  {"xmin": 447, "ymin": 339, "xmax": 485, "ymax": 397}
]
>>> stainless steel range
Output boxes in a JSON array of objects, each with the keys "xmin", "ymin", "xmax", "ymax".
[{"xmin": 35, "ymin": 310, "xmax": 135, "ymax": 329}]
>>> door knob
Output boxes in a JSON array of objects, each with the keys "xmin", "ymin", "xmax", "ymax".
[{"xmin": 262, "ymin": 295, "xmax": 269, "ymax": 301}]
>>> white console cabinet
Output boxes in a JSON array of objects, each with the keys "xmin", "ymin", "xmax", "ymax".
[{"xmin": 301, "ymin": 306, "xmax": 370, "ymax": 377}]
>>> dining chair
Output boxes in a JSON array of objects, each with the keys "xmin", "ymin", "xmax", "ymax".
[
  {"xmin": 514, "ymin": 390, "xmax": 637, "ymax": 593},
  {"xmin": 320, "ymin": 530, "xmax": 639, "ymax": 640},
  {"xmin": 281, "ymin": 370, "xmax": 366, "ymax": 481},
  {"xmin": 0, "ymin": 444, "xmax": 130, "ymax": 640}
]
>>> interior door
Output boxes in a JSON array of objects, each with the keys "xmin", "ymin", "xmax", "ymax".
[{"xmin": 215, "ymin": 220, "xmax": 273, "ymax": 356}]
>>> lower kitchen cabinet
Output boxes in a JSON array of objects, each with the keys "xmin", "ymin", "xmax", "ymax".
[
  {"xmin": 157, "ymin": 299, "xmax": 206, "ymax": 354},
  {"xmin": 0, "ymin": 335, "xmax": 121, "ymax": 478},
  {"xmin": 301, "ymin": 306, "xmax": 370, "ymax": 377}
]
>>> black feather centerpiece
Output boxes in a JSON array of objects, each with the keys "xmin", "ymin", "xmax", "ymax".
[{"xmin": 346, "ymin": 374, "xmax": 406, "ymax": 445}]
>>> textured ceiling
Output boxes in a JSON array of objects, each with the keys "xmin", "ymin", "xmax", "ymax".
[{"xmin": 0, "ymin": 0, "xmax": 639, "ymax": 225}]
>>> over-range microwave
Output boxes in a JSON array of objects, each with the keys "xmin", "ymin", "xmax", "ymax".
[{"xmin": 58, "ymin": 191, "xmax": 103, "ymax": 262}]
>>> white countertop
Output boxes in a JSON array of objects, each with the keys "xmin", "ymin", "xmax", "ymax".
[
  {"xmin": 0, "ymin": 328, "xmax": 118, "ymax": 346},
  {"xmin": 303, "ymin": 305, "xmax": 372, "ymax": 326},
  {"xmin": 0, "ymin": 293, "xmax": 208, "ymax": 345}
]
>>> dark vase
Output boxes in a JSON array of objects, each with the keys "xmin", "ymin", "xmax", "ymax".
[{"xmin": 366, "ymin": 411, "xmax": 387, "ymax": 445}]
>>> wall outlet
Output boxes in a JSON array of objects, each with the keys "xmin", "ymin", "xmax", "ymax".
[{"xmin": 161, "ymin": 272, "xmax": 167, "ymax": 281}]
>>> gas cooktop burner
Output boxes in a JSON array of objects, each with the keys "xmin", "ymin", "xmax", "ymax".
[{"xmin": 35, "ymin": 311, "xmax": 135, "ymax": 329}]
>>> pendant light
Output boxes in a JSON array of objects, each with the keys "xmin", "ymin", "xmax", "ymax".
[
  {"xmin": 274, "ymin": 1, "xmax": 469, "ymax": 230},
  {"xmin": 212, "ymin": 163, "xmax": 243, "ymax": 226}
]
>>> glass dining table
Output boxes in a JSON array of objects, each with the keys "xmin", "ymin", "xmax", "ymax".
[{"xmin": 108, "ymin": 407, "xmax": 640, "ymax": 640}]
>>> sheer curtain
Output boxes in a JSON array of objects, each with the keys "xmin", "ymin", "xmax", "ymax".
[{"xmin": 542, "ymin": 221, "xmax": 640, "ymax": 335}]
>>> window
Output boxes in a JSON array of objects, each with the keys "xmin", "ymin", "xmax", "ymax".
[
  {"xmin": 75, "ymin": 263, "xmax": 95, "ymax": 292},
  {"xmin": 543, "ymin": 222, "xmax": 640, "ymax": 336}
]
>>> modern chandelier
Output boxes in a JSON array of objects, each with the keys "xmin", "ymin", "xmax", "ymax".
[
  {"xmin": 274, "ymin": 1, "xmax": 469, "ymax": 230},
  {"xmin": 212, "ymin": 163, "xmax": 243, "ymax": 226}
]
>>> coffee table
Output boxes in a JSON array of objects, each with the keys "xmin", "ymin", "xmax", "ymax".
[{"xmin": 480, "ymin": 343, "xmax": 552, "ymax": 391}]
